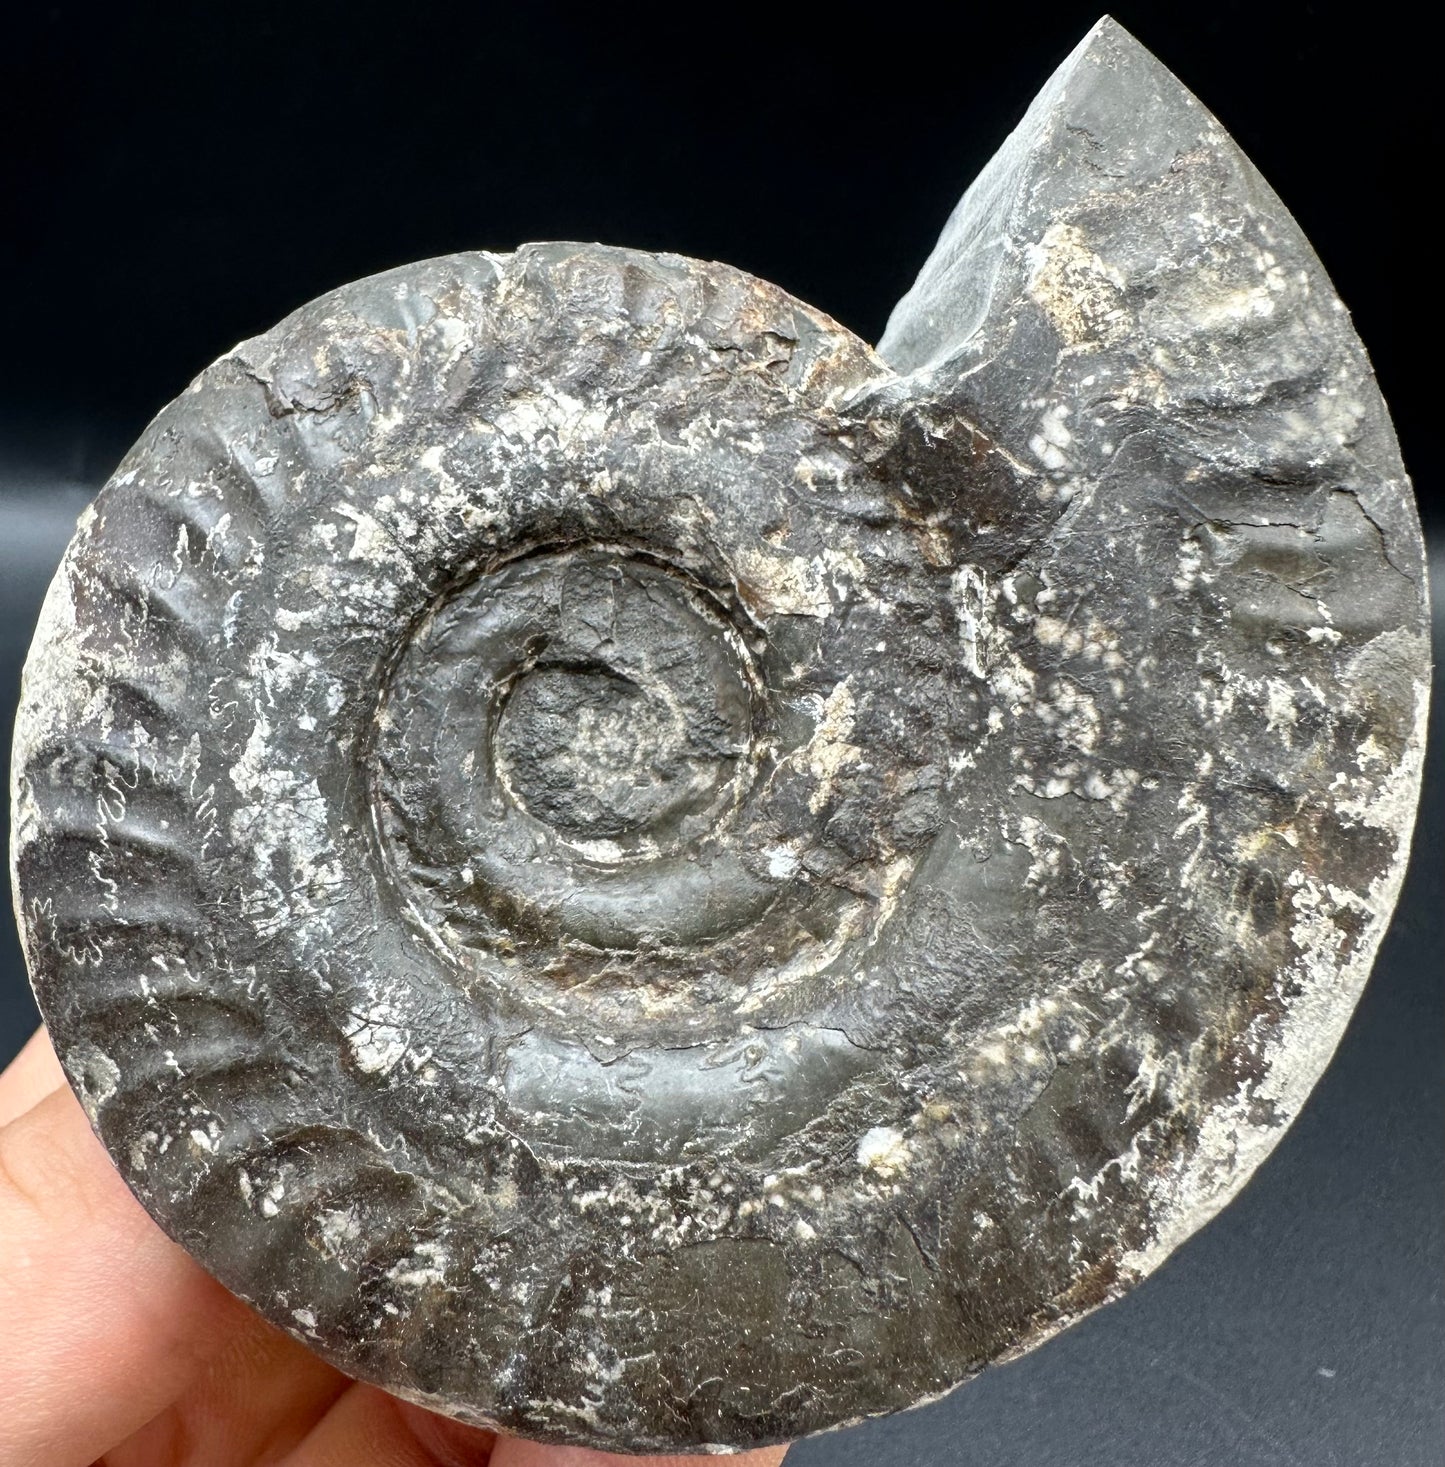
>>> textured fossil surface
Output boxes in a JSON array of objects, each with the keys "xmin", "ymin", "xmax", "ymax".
[{"xmin": 9, "ymin": 18, "xmax": 1429, "ymax": 1456}]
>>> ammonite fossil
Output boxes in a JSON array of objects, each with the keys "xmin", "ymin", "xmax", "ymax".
[{"xmin": 10, "ymin": 19, "xmax": 1429, "ymax": 1455}]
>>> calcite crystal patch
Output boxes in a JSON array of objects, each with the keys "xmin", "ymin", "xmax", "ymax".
[{"xmin": 10, "ymin": 19, "xmax": 1428, "ymax": 1455}]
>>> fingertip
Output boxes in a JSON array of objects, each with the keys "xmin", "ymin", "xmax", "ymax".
[
  {"xmin": 0, "ymin": 1026, "xmax": 67, "ymax": 1128},
  {"xmin": 283, "ymin": 1384, "xmax": 492, "ymax": 1467},
  {"xmin": 389, "ymin": 1396, "xmax": 500, "ymax": 1466}
]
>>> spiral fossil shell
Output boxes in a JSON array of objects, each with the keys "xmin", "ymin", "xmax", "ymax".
[{"xmin": 10, "ymin": 21, "xmax": 1430, "ymax": 1454}]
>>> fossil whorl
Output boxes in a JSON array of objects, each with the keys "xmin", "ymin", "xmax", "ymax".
[{"xmin": 9, "ymin": 21, "xmax": 1429, "ymax": 1455}]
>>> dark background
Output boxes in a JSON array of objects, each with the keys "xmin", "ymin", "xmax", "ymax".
[{"xmin": 2, "ymin": 4, "xmax": 1439, "ymax": 1464}]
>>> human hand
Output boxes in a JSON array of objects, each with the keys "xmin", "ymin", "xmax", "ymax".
[{"xmin": 0, "ymin": 1028, "xmax": 791, "ymax": 1467}]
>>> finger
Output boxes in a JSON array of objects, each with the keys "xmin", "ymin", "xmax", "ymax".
[
  {"xmin": 282, "ymin": 1382, "xmax": 496, "ymax": 1467},
  {"xmin": 0, "ymin": 1083, "xmax": 254, "ymax": 1467},
  {"xmin": 488, "ymin": 1436, "xmax": 790, "ymax": 1466},
  {"xmin": 0, "ymin": 1027, "xmax": 66, "ymax": 1127},
  {"xmin": 100, "ymin": 1308, "xmax": 351, "ymax": 1467}
]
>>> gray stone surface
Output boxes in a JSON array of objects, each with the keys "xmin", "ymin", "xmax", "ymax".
[{"xmin": 8, "ymin": 18, "xmax": 1430, "ymax": 1456}]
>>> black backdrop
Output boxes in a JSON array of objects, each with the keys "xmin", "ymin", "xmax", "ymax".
[{"xmin": 1, "ymin": 5, "xmax": 1439, "ymax": 1464}]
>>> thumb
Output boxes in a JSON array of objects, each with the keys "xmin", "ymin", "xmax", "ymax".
[{"xmin": 0, "ymin": 1064, "xmax": 253, "ymax": 1467}]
